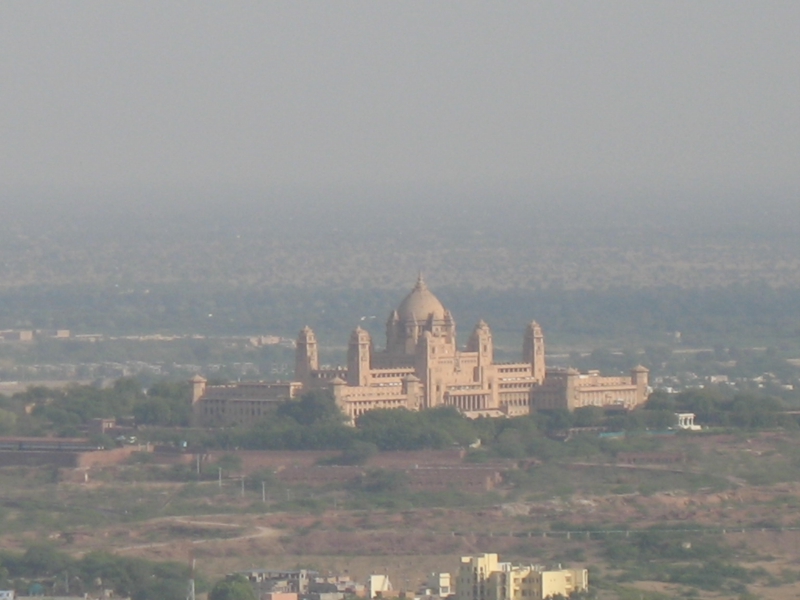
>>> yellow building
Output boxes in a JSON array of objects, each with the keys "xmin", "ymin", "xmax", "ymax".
[{"xmin": 456, "ymin": 554, "xmax": 587, "ymax": 600}]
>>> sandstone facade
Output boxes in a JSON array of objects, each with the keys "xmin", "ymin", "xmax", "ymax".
[{"xmin": 191, "ymin": 277, "xmax": 649, "ymax": 424}]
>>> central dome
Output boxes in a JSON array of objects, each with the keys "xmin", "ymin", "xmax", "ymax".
[{"xmin": 396, "ymin": 275, "xmax": 446, "ymax": 322}]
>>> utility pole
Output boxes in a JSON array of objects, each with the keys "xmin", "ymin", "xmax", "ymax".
[
  {"xmin": 262, "ymin": 481, "xmax": 266, "ymax": 503},
  {"xmin": 241, "ymin": 476, "xmax": 245, "ymax": 497},
  {"xmin": 218, "ymin": 467, "xmax": 222, "ymax": 488},
  {"xmin": 196, "ymin": 454, "xmax": 200, "ymax": 476},
  {"xmin": 187, "ymin": 551, "xmax": 196, "ymax": 600}
]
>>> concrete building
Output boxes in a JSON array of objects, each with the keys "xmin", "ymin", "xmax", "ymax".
[
  {"xmin": 456, "ymin": 554, "xmax": 587, "ymax": 600},
  {"xmin": 0, "ymin": 330, "xmax": 33, "ymax": 342},
  {"xmin": 427, "ymin": 572, "xmax": 452, "ymax": 597},
  {"xmin": 238, "ymin": 569, "xmax": 317, "ymax": 596},
  {"xmin": 368, "ymin": 574, "xmax": 393, "ymax": 599}
]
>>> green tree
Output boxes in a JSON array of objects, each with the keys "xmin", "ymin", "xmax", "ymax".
[
  {"xmin": 78, "ymin": 551, "xmax": 135, "ymax": 596},
  {"xmin": 572, "ymin": 406, "xmax": 604, "ymax": 427},
  {"xmin": 541, "ymin": 409, "xmax": 573, "ymax": 432},
  {"xmin": 132, "ymin": 578, "xmax": 187, "ymax": 600},
  {"xmin": 645, "ymin": 390, "xmax": 677, "ymax": 412},
  {"xmin": 495, "ymin": 429, "xmax": 526, "ymax": 458},
  {"xmin": 0, "ymin": 408, "xmax": 17, "ymax": 434},
  {"xmin": 357, "ymin": 409, "xmax": 425, "ymax": 450},
  {"xmin": 641, "ymin": 409, "xmax": 677, "ymax": 430},
  {"xmin": 216, "ymin": 453, "xmax": 243, "ymax": 473},
  {"xmin": 137, "ymin": 381, "xmax": 192, "ymax": 426},
  {"xmin": 133, "ymin": 398, "xmax": 172, "ymax": 426},
  {"xmin": 357, "ymin": 469, "xmax": 408, "ymax": 494},
  {"xmin": 277, "ymin": 389, "xmax": 344, "ymax": 425},
  {"xmin": 355, "ymin": 407, "xmax": 475, "ymax": 450},
  {"xmin": 329, "ymin": 440, "xmax": 378, "ymax": 465},
  {"xmin": 20, "ymin": 544, "xmax": 71, "ymax": 577},
  {"xmin": 209, "ymin": 575, "xmax": 257, "ymax": 600}
]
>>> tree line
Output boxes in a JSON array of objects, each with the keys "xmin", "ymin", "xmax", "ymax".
[
  {"xmin": 0, "ymin": 378, "xmax": 191, "ymax": 438},
  {"xmin": 0, "ymin": 545, "xmax": 193, "ymax": 600},
  {"xmin": 156, "ymin": 386, "xmax": 799, "ymax": 464},
  {"xmin": 1, "ymin": 379, "xmax": 795, "ymax": 457}
]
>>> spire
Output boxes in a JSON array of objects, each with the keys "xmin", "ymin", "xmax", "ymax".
[{"xmin": 415, "ymin": 271, "xmax": 426, "ymax": 290}]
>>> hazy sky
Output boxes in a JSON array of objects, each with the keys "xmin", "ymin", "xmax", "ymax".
[{"xmin": 1, "ymin": 2, "xmax": 798, "ymax": 199}]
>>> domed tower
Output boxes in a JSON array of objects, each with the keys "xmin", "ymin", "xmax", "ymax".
[{"xmin": 386, "ymin": 275, "xmax": 455, "ymax": 356}]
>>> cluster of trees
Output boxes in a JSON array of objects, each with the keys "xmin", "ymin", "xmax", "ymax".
[
  {"xmin": 1, "ymin": 376, "xmax": 795, "ymax": 455},
  {"xmin": 195, "ymin": 390, "xmax": 487, "ymax": 455},
  {"xmin": 186, "ymin": 391, "xmax": 660, "ymax": 460},
  {"xmin": 601, "ymin": 529, "xmax": 765, "ymax": 594},
  {"xmin": 0, "ymin": 379, "xmax": 191, "ymax": 438},
  {"xmin": 144, "ymin": 385, "xmax": 799, "ymax": 465},
  {"xmin": 646, "ymin": 387, "xmax": 788, "ymax": 429},
  {"xmin": 0, "ymin": 545, "xmax": 192, "ymax": 600},
  {"xmin": 208, "ymin": 574, "xmax": 257, "ymax": 600}
]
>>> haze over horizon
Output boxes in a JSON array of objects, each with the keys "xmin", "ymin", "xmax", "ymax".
[{"xmin": 1, "ymin": 1, "xmax": 799, "ymax": 216}]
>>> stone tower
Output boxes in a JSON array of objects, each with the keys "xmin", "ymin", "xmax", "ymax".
[
  {"xmin": 467, "ymin": 320, "xmax": 493, "ymax": 382},
  {"xmin": 523, "ymin": 321, "xmax": 546, "ymax": 382},
  {"xmin": 294, "ymin": 326, "xmax": 319, "ymax": 385},
  {"xmin": 347, "ymin": 326, "xmax": 373, "ymax": 386},
  {"xmin": 631, "ymin": 365, "xmax": 649, "ymax": 403},
  {"xmin": 190, "ymin": 374, "xmax": 207, "ymax": 404}
]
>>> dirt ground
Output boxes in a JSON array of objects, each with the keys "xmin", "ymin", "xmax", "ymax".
[
  {"xmin": 7, "ymin": 483, "xmax": 798, "ymax": 599},
  {"xmin": 7, "ymin": 433, "xmax": 800, "ymax": 598}
]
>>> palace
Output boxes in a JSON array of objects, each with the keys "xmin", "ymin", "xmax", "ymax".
[
  {"xmin": 296, "ymin": 275, "xmax": 546, "ymax": 421},
  {"xmin": 190, "ymin": 276, "xmax": 649, "ymax": 425}
]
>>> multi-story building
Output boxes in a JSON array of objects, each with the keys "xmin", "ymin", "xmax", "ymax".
[
  {"xmin": 238, "ymin": 569, "xmax": 317, "ymax": 595},
  {"xmin": 368, "ymin": 574, "xmax": 393, "ymax": 599},
  {"xmin": 191, "ymin": 277, "xmax": 649, "ymax": 425},
  {"xmin": 190, "ymin": 377, "xmax": 302, "ymax": 426},
  {"xmin": 426, "ymin": 572, "xmax": 452, "ymax": 597},
  {"xmin": 530, "ymin": 366, "xmax": 649, "ymax": 411},
  {"xmin": 456, "ymin": 553, "xmax": 588, "ymax": 600}
]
